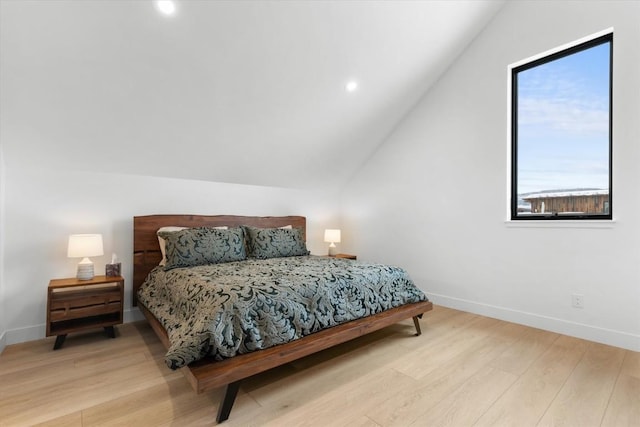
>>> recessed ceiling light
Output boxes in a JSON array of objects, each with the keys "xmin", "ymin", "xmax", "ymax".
[
  {"xmin": 345, "ymin": 81, "xmax": 359, "ymax": 93},
  {"xmin": 156, "ymin": 0, "xmax": 176, "ymax": 16}
]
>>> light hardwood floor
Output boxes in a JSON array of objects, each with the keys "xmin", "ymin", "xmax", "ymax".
[{"xmin": 1, "ymin": 306, "xmax": 638, "ymax": 426}]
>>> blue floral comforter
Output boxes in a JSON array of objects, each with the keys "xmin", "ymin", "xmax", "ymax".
[{"xmin": 137, "ymin": 255, "xmax": 427, "ymax": 369}]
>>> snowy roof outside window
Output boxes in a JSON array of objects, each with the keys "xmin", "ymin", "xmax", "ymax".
[{"xmin": 522, "ymin": 189, "xmax": 609, "ymax": 200}]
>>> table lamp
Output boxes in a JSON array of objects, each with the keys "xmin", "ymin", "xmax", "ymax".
[
  {"xmin": 68, "ymin": 234, "xmax": 104, "ymax": 280},
  {"xmin": 324, "ymin": 229, "xmax": 341, "ymax": 256}
]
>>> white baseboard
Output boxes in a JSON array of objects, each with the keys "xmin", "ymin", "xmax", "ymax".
[
  {"xmin": 5, "ymin": 323, "xmax": 43, "ymax": 346},
  {"xmin": 124, "ymin": 306, "xmax": 145, "ymax": 323},
  {"xmin": 4, "ymin": 307, "xmax": 146, "ymax": 347},
  {"xmin": 427, "ymin": 292, "xmax": 640, "ymax": 352},
  {"xmin": 0, "ymin": 329, "xmax": 6, "ymax": 355}
]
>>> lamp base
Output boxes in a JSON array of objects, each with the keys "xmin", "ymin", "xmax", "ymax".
[
  {"xmin": 328, "ymin": 244, "xmax": 338, "ymax": 256},
  {"xmin": 77, "ymin": 258, "xmax": 95, "ymax": 281}
]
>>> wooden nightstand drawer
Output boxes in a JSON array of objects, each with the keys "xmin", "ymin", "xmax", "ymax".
[{"xmin": 50, "ymin": 295, "xmax": 121, "ymax": 322}]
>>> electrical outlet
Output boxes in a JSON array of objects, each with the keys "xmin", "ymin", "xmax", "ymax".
[{"xmin": 572, "ymin": 294, "xmax": 584, "ymax": 309}]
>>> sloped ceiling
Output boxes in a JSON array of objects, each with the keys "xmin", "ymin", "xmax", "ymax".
[{"xmin": 0, "ymin": 0, "xmax": 504, "ymax": 190}]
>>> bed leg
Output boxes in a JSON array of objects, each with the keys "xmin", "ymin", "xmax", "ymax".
[
  {"xmin": 412, "ymin": 316, "xmax": 422, "ymax": 336},
  {"xmin": 216, "ymin": 381, "xmax": 241, "ymax": 423}
]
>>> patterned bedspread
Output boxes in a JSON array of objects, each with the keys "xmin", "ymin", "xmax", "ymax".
[{"xmin": 137, "ymin": 255, "xmax": 427, "ymax": 369}]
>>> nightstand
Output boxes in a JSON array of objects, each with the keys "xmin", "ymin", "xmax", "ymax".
[
  {"xmin": 46, "ymin": 275, "xmax": 124, "ymax": 350},
  {"xmin": 330, "ymin": 254, "xmax": 357, "ymax": 260}
]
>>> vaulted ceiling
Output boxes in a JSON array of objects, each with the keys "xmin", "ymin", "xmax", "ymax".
[{"xmin": 1, "ymin": 0, "xmax": 504, "ymax": 190}]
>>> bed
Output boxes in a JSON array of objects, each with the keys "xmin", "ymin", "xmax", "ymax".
[{"xmin": 133, "ymin": 214, "xmax": 433, "ymax": 423}]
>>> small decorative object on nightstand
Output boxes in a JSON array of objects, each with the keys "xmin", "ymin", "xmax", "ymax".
[
  {"xmin": 46, "ymin": 275, "xmax": 124, "ymax": 350},
  {"xmin": 330, "ymin": 253, "xmax": 357, "ymax": 260},
  {"xmin": 105, "ymin": 253, "xmax": 121, "ymax": 277}
]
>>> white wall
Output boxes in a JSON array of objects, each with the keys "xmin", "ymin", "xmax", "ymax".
[
  {"xmin": 2, "ymin": 166, "xmax": 338, "ymax": 345},
  {"xmin": 342, "ymin": 0, "xmax": 640, "ymax": 351},
  {"xmin": 0, "ymin": 140, "xmax": 6, "ymax": 353}
]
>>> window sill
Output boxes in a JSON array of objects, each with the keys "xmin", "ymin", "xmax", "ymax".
[{"xmin": 505, "ymin": 219, "xmax": 616, "ymax": 229}]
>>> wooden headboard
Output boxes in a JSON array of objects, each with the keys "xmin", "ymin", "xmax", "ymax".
[{"xmin": 133, "ymin": 214, "xmax": 306, "ymax": 306}]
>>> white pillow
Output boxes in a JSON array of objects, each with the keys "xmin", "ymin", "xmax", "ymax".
[
  {"xmin": 157, "ymin": 226, "xmax": 228, "ymax": 266},
  {"xmin": 279, "ymin": 225, "xmax": 293, "ymax": 229}
]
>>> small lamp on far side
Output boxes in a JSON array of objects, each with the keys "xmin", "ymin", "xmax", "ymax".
[
  {"xmin": 68, "ymin": 234, "xmax": 104, "ymax": 280},
  {"xmin": 324, "ymin": 229, "xmax": 341, "ymax": 256}
]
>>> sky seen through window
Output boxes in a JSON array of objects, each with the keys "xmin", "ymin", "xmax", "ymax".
[{"xmin": 516, "ymin": 41, "xmax": 610, "ymax": 196}]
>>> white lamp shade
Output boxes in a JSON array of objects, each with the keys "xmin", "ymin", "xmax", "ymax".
[
  {"xmin": 324, "ymin": 229, "xmax": 341, "ymax": 244},
  {"xmin": 67, "ymin": 234, "xmax": 104, "ymax": 258}
]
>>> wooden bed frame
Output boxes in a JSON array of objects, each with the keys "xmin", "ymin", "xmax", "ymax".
[{"xmin": 133, "ymin": 214, "xmax": 433, "ymax": 423}]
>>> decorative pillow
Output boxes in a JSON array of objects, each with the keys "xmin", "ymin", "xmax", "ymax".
[
  {"xmin": 244, "ymin": 226, "xmax": 309, "ymax": 259},
  {"xmin": 157, "ymin": 226, "xmax": 227, "ymax": 266},
  {"xmin": 159, "ymin": 227, "xmax": 245, "ymax": 270},
  {"xmin": 157, "ymin": 226, "xmax": 187, "ymax": 266}
]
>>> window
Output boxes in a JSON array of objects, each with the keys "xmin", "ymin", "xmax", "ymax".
[{"xmin": 511, "ymin": 32, "xmax": 612, "ymax": 220}]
